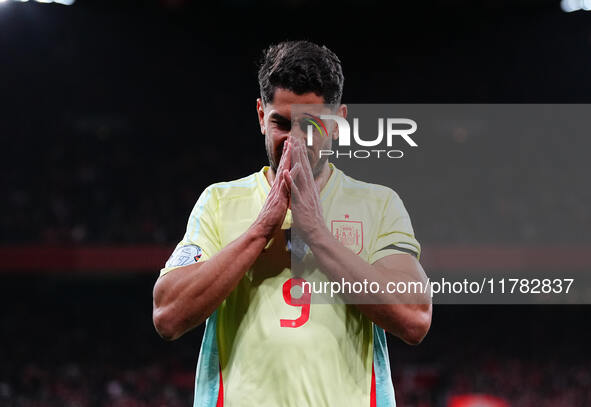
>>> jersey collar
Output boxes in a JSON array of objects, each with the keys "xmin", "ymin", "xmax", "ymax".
[{"xmin": 257, "ymin": 163, "xmax": 341, "ymax": 202}]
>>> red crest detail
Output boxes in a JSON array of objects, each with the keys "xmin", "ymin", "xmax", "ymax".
[{"xmin": 331, "ymin": 220, "xmax": 363, "ymax": 255}]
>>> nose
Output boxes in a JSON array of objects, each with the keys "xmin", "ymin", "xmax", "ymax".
[
  {"xmin": 293, "ymin": 118, "xmax": 321, "ymax": 149},
  {"xmin": 289, "ymin": 118, "xmax": 306, "ymax": 141}
]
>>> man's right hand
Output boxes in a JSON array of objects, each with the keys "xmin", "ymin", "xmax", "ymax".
[{"xmin": 253, "ymin": 137, "xmax": 292, "ymax": 241}]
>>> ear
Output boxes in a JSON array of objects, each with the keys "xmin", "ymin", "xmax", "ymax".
[
  {"xmin": 332, "ymin": 104, "xmax": 347, "ymax": 140},
  {"xmin": 257, "ymin": 98, "xmax": 266, "ymax": 135}
]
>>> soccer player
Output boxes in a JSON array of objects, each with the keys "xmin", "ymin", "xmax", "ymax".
[{"xmin": 152, "ymin": 40, "xmax": 432, "ymax": 407}]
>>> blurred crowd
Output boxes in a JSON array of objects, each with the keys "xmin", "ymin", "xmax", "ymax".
[
  {"xmin": 1, "ymin": 361, "xmax": 193, "ymax": 407},
  {"xmin": 1, "ymin": 275, "xmax": 589, "ymax": 407},
  {"xmin": 3, "ymin": 353, "xmax": 590, "ymax": 407},
  {"xmin": 393, "ymin": 358, "xmax": 591, "ymax": 407}
]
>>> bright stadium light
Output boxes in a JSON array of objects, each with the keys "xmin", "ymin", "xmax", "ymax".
[
  {"xmin": 1, "ymin": 0, "xmax": 75, "ymax": 3},
  {"xmin": 561, "ymin": 0, "xmax": 580, "ymax": 12},
  {"xmin": 561, "ymin": 0, "xmax": 591, "ymax": 12}
]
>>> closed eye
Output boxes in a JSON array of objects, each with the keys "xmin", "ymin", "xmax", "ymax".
[{"xmin": 269, "ymin": 113, "xmax": 291, "ymax": 131}]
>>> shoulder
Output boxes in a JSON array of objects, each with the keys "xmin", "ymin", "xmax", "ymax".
[
  {"xmin": 199, "ymin": 171, "xmax": 261, "ymax": 203},
  {"xmin": 339, "ymin": 170, "xmax": 402, "ymax": 204}
]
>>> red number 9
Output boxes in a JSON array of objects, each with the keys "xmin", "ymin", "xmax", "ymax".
[{"xmin": 280, "ymin": 278, "xmax": 311, "ymax": 328}]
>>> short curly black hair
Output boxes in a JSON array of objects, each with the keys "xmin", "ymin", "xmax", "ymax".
[{"xmin": 258, "ymin": 40, "xmax": 344, "ymax": 105}]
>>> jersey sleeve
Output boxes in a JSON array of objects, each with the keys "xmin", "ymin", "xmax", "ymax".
[
  {"xmin": 159, "ymin": 186, "xmax": 221, "ymax": 277},
  {"xmin": 368, "ymin": 190, "xmax": 421, "ymax": 264}
]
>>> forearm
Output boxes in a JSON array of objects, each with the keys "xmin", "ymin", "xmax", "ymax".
[
  {"xmin": 307, "ymin": 227, "xmax": 432, "ymax": 344},
  {"xmin": 153, "ymin": 223, "xmax": 268, "ymax": 340}
]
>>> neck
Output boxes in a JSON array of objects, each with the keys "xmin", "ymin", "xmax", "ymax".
[{"xmin": 266, "ymin": 161, "xmax": 332, "ymax": 192}]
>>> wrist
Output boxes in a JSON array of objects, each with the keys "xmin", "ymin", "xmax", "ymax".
[
  {"xmin": 304, "ymin": 219, "xmax": 331, "ymax": 246},
  {"xmin": 248, "ymin": 220, "xmax": 273, "ymax": 245}
]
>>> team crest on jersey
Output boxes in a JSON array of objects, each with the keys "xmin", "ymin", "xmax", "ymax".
[{"xmin": 331, "ymin": 219, "xmax": 363, "ymax": 255}]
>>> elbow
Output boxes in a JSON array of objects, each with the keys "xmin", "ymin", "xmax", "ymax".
[
  {"xmin": 153, "ymin": 306, "xmax": 177, "ymax": 341},
  {"xmin": 400, "ymin": 305, "xmax": 432, "ymax": 346},
  {"xmin": 152, "ymin": 275, "xmax": 208, "ymax": 340},
  {"xmin": 153, "ymin": 306, "xmax": 183, "ymax": 341},
  {"xmin": 153, "ymin": 276, "xmax": 185, "ymax": 341}
]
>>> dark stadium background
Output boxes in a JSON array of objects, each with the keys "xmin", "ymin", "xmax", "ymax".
[{"xmin": 1, "ymin": 0, "xmax": 590, "ymax": 406}]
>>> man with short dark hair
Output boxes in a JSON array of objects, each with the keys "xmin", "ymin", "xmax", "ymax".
[{"xmin": 153, "ymin": 40, "xmax": 431, "ymax": 407}]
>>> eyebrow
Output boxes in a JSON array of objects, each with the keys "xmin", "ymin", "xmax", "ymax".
[{"xmin": 269, "ymin": 112, "xmax": 291, "ymax": 125}]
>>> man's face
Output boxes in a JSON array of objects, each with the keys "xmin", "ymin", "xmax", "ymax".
[{"xmin": 257, "ymin": 88, "xmax": 340, "ymax": 178}]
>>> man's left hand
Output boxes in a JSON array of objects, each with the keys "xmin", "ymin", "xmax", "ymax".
[{"xmin": 286, "ymin": 137, "xmax": 326, "ymax": 243}]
